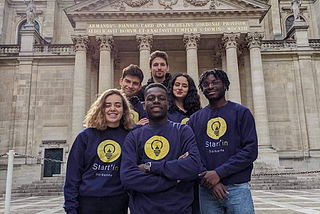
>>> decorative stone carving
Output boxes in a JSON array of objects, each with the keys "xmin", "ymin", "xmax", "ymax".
[
  {"xmin": 158, "ymin": 0, "xmax": 178, "ymax": 9},
  {"xmin": 24, "ymin": 0, "xmax": 36, "ymax": 25},
  {"xmin": 112, "ymin": 0, "xmax": 152, "ymax": 10},
  {"xmin": 291, "ymin": 0, "xmax": 302, "ymax": 21},
  {"xmin": 112, "ymin": 47, "xmax": 121, "ymax": 70},
  {"xmin": 238, "ymin": 44, "xmax": 247, "ymax": 67},
  {"xmin": 210, "ymin": 0, "xmax": 221, "ymax": 9},
  {"xmin": 71, "ymin": 35, "xmax": 89, "ymax": 52},
  {"xmin": 183, "ymin": 33, "xmax": 200, "ymax": 49},
  {"xmin": 185, "ymin": 0, "xmax": 210, "ymax": 7},
  {"xmin": 212, "ymin": 43, "xmax": 223, "ymax": 68},
  {"xmin": 136, "ymin": 34, "xmax": 153, "ymax": 51},
  {"xmin": 96, "ymin": 35, "xmax": 114, "ymax": 51},
  {"xmin": 246, "ymin": 32, "xmax": 264, "ymax": 49},
  {"xmin": 222, "ymin": 33, "xmax": 240, "ymax": 49}
]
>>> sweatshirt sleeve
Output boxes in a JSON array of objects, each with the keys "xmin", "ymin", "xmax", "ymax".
[
  {"xmin": 120, "ymin": 132, "xmax": 177, "ymax": 193},
  {"xmin": 215, "ymin": 110, "xmax": 258, "ymax": 179},
  {"xmin": 150, "ymin": 126, "xmax": 202, "ymax": 181},
  {"xmin": 63, "ymin": 132, "xmax": 87, "ymax": 214}
]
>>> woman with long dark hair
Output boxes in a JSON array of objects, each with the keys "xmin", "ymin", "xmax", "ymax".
[
  {"xmin": 167, "ymin": 73, "xmax": 201, "ymax": 124},
  {"xmin": 64, "ymin": 89, "xmax": 134, "ymax": 214}
]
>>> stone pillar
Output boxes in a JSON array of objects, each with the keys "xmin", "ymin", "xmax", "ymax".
[
  {"xmin": 287, "ymin": 21, "xmax": 309, "ymax": 47},
  {"xmin": 297, "ymin": 53, "xmax": 320, "ymax": 157},
  {"xmin": 86, "ymin": 49, "xmax": 93, "ymax": 111},
  {"xmin": 71, "ymin": 35, "xmax": 89, "ymax": 140},
  {"xmin": 96, "ymin": 35, "xmax": 114, "ymax": 94},
  {"xmin": 183, "ymin": 33, "xmax": 200, "ymax": 86},
  {"xmin": 268, "ymin": 0, "xmax": 282, "ymax": 39},
  {"xmin": 247, "ymin": 32, "xmax": 279, "ymax": 166},
  {"xmin": 136, "ymin": 34, "xmax": 153, "ymax": 85},
  {"xmin": 222, "ymin": 33, "xmax": 241, "ymax": 104}
]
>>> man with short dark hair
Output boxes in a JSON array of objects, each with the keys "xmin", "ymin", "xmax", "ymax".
[
  {"xmin": 120, "ymin": 83, "xmax": 202, "ymax": 214},
  {"xmin": 119, "ymin": 64, "xmax": 148, "ymax": 125},
  {"xmin": 135, "ymin": 50, "xmax": 172, "ymax": 101},
  {"xmin": 188, "ymin": 69, "xmax": 258, "ymax": 214}
]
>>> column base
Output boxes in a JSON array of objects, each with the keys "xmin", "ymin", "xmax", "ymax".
[{"xmin": 256, "ymin": 146, "xmax": 280, "ymax": 166}]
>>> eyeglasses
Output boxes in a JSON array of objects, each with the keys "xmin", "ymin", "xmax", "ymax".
[{"xmin": 202, "ymin": 80, "xmax": 221, "ymax": 88}]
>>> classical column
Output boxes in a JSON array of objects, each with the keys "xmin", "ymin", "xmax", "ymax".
[
  {"xmin": 246, "ymin": 32, "xmax": 279, "ymax": 165},
  {"xmin": 86, "ymin": 48, "xmax": 93, "ymax": 111},
  {"xmin": 136, "ymin": 34, "xmax": 153, "ymax": 84},
  {"xmin": 183, "ymin": 33, "xmax": 200, "ymax": 85},
  {"xmin": 96, "ymin": 35, "xmax": 114, "ymax": 94},
  {"xmin": 222, "ymin": 33, "xmax": 241, "ymax": 104},
  {"xmin": 71, "ymin": 35, "xmax": 89, "ymax": 140}
]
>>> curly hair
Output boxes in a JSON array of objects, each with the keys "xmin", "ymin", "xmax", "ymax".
[
  {"xmin": 167, "ymin": 73, "xmax": 201, "ymax": 115},
  {"xmin": 198, "ymin": 69, "xmax": 230, "ymax": 92},
  {"xmin": 84, "ymin": 89, "xmax": 134, "ymax": 130}
]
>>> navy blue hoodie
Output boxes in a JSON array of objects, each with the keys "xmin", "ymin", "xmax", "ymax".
[
  {"xmin": 120, "ymin": 121, "xmax": 202, "ymax": 214},
  {"xmin": 64, "ymin": 126, "xmax": 129, "ymax": 214},
  {"xmin": 188, "ymin": 101, "xmax": 258, "ymax": 185},
  {"xmin": 129, "ymin": 96, "xmax": 147, "ymax": 124},
  {"xmin": 167, "ymin": 105, "xmax": 191, "ymax": 124}
]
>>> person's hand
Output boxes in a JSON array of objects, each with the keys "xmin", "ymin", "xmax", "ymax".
[
  {"xmin": 211, "ymin": 182, "xmax": 229, "ymax": 200},
  {"xmin": 136, "ymin": 118, "xmax": 149, "ymax": 126},
  {"xmin": 178, "ymin": 152, "xmax": 189, "ymax": 160},
  {"xmin": 199, "ymin": 170, "xmax": 220, "ymax": 189},
  {"xmin": 138, "ymin": 164, "xmax": 147, "ymax": 172}
]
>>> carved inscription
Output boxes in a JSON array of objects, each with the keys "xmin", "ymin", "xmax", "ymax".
[{"xmin": 87, "ymin": 21, "xmax": 249, "ymax": 35}]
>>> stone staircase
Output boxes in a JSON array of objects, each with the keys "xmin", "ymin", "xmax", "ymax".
[
  {"xmin": 250, "ymin": 163, "xmax": 320, "ymax": 190},
  {"xmin": 1, "ymin": 175, "xmax": 65, "ymax": 198}
]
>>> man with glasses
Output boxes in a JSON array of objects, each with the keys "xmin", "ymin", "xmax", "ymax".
[{"xmin": 188, "ymin": 69, "xmax": 258, "ymax": 214}]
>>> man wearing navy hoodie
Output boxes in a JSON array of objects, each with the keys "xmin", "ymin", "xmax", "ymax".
[
  {"xmin": 120, "ymin": 64, "xmax": 148, "ymax": 125},
  {"xmin": 188, "ymin": 69, "xmax": 258, "ymax": 214},
  {"xmin": 120, "ymin": 83, "xmax": 202, "ymax": 214}
]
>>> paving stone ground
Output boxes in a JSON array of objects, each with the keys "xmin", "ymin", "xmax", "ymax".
[{"xmin": 0, "ymin": 189, "xmax": 319, "ymax": 214}]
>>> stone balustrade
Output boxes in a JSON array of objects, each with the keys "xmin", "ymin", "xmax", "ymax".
[
  {"xmin": 261, "ymin": 40, "xmax": 297, "ymax": 51},
  {"xmin": 34, "ymin": 44, "xmax": 75, "ymax": 55},
  {"xmin": 0, "ymin": 45, "xmax": 20, "ymax": 55},
  {"xmin": 309, "ymin": 39, "xmax": 320, "ymax": 48}
]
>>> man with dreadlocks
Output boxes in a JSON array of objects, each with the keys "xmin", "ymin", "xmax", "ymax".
[{"xmin": 188, "ymin": 69, "xmax": 258, "ymax": 214}]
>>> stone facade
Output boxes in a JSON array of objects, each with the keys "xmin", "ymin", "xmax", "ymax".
[{"xmin": 0, "ymin": 0, "xmax": 320, "ymax": 188}]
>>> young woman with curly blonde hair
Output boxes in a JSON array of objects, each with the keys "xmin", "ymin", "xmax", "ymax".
[{"xmin": 64, "ymin": 89, "xmax": 134, "ymax": 214}]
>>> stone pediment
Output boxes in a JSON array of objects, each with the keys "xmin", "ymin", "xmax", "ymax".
[{"xmin": 64, "ymin": 0, "xmax": 270, "ymax": 26}]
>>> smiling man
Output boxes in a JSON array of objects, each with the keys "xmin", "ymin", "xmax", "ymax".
[
  {"xmin": 135, "ymin": 50, "xmax": 172, "ymax": 101},
  {"xmin": 188, "ymin": 69, "xmax": 258, "ymax": 214},
  {"xmin": 120, "ymin": 83, "xmax": 202, "ymax": 214},
  {"xmin": 119, "ymin": 64, "xmax": 148, "ymax": 125}
]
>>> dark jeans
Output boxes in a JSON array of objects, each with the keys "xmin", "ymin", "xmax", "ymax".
[{"xmin": 78, "ymin": 193, "xmax": 129, "ymax": 214}]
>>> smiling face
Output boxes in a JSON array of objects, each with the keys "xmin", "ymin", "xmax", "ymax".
[
  {"xmin": 202, "ymin": 74, "xmax": 226, "ymax": 102},
  {"xmin": 150, "ymin": 57, "xmax": 169, "ymax": 82},
  {"xmin": 173, "ymin": 76, "xmax": 189, "ymax": 100},
  {"xmin": 104, "ymin": 94, "xmax": 123, "ymax": 128},
  {"xmin": 120, "ymin": 74, "xmax": 142, "ymax": 99},
  {"xmin": 145, "ymin": 87, "xmax": 168, "ymax": 124}
]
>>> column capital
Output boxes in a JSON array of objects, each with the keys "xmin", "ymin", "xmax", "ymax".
[
  {"xmin": 246, "ymin": 32, "xmax": 264, "ymax": 49},
  {"xmin": 96, "ymin": 35, "xmax": 114, "ymax": 51},
  {"xmin": 183, "ymin": 33, "xmax": 200, "ymax": 50},
  {"xmin": 72, "ymin": 35, "xmax": 89, "ymax": 52},
  {"xmin": 136, "ymin": 34, "xmax": 153, "ymax": 51},
  {"xmin": 222, "ymin": 32, "xmax": 240, "ymax": 49}
]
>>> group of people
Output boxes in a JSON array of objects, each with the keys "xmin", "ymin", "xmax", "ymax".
[{"xmin": 64, "ymin": 50, "xmax": 258, "ymax": 214}]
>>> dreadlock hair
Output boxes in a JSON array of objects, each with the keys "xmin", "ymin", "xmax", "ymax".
[
  {"xmin": 198, "ymin": 69, "xmax": 230, "ymax": 92},
  {"xmin": 168, "ymin": 73, "xmax": 201, "ymax": 115}
]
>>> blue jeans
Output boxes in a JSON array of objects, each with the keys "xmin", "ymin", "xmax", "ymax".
[{"xmin": 199, "ymin": 183, "xmax": 255, "ymax": 214}]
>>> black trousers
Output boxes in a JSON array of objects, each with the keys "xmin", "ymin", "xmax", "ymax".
[{"xmin": 78, "ymin": 193, "xmax": 129, "ymax": 214}]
